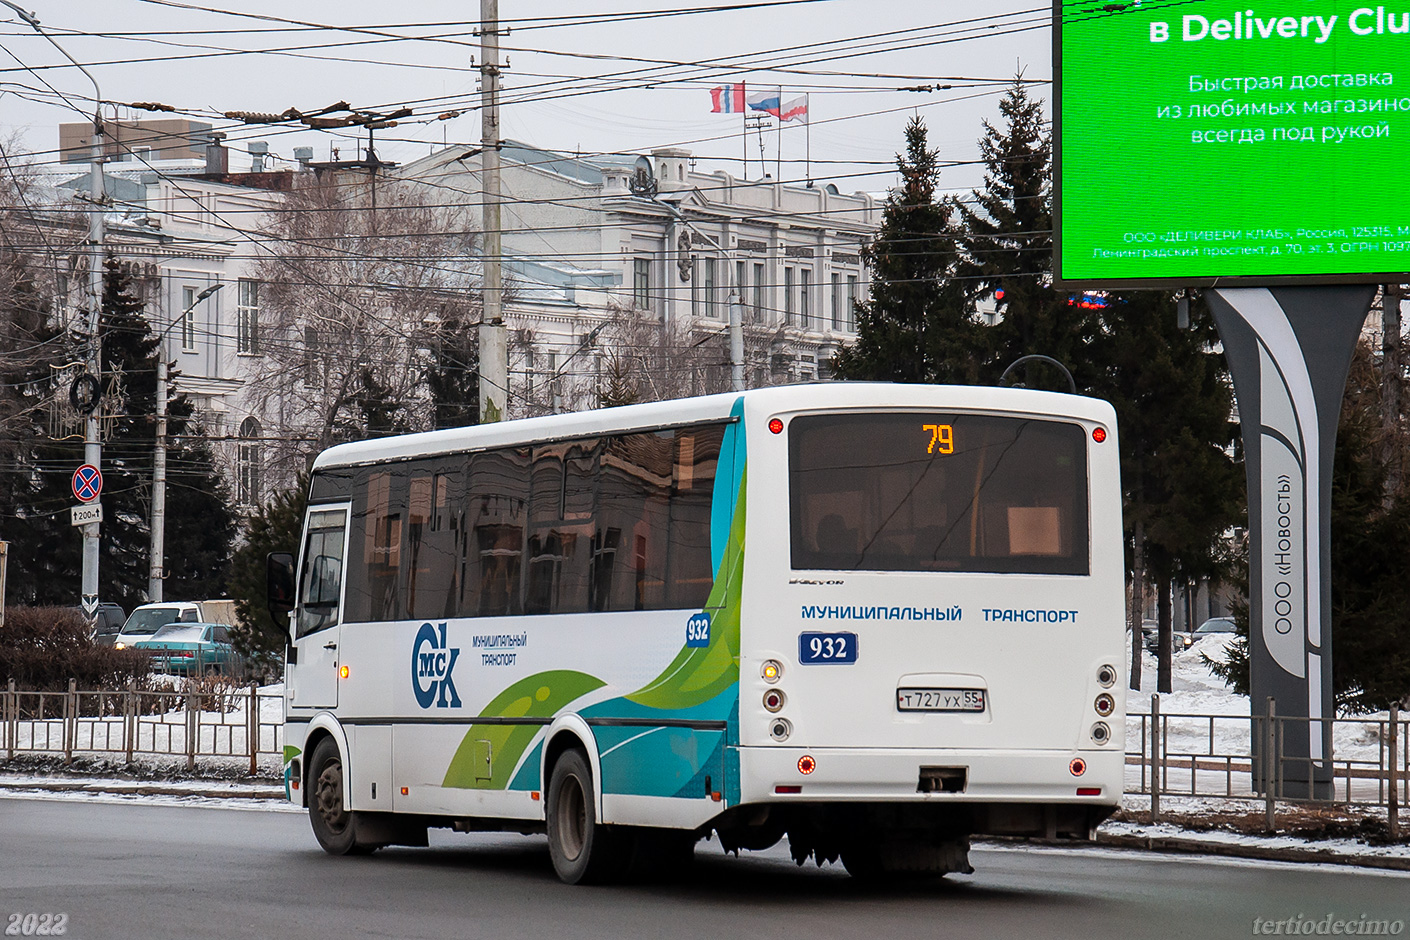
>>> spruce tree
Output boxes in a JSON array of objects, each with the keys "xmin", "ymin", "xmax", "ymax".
[
  {"xmin": 92, "ymin": 256, "xmax": 236, "ymax": 611},
  {"xmin": 227, "ymin": 472, "xmax": 308, "ymax": 661},
  {"xmin": 425, "ymin": 313, "xmax": 479, "ymax": 429},
  {"xmin": 954, "ymin": 79, "xmax": 1091, "ymax": 390},
  {"xmin": 831, "ymin": 116, "xmax": 979, "ymax": 384},
  {"xmin": 1088, "ymin": 291, "xmax": 1244, "ymax": 692},
  {"xmin": 0, "ymin": 252, "xmax": 81, "ymax": 605}
]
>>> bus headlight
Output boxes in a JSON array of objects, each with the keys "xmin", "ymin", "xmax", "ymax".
[
  {"xmin": 763, "ymin": 689, "xmax": 786, "ymax": 713},
  {"xmin": 760, "ymin": 660, "xmax": 783, "ymax": 683},
  {"xmin": 1090, "ymin": 722, "xmax": 1112, "ymax": 745},
  {"xmin": 1096, "ymin": 664, "xmax": 1117, "ymax": 688},
  {"xmin": 769, "ymin": 718, "xmax": 793, "ymax": 742},
  {"xmin": 1094, "ymin": 693, "xmax": 1115, "ymax": 717}
]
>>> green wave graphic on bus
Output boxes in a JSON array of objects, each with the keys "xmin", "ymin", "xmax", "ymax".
[
  {"xmin": 441, "ymin": 670, "xmax": 606, "ymax": 790},
  {"xmin": 625, "ymin": 469, "xmax": 746, "ymax": 711}
]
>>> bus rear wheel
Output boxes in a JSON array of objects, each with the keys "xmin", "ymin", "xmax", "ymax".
[
  {"xmin": 308, "ymin": 737, "xmax": 374, "ymax": 856},
  {"xmin": 546, "ymin": 749, "xmax": 628, "ymax": 884}
]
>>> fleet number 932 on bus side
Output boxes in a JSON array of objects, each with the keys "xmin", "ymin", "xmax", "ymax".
[{"xmin": 267, "ymin": 383, "xmax": 1125, "ymax": 883}]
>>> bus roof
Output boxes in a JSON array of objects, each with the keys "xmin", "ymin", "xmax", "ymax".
[{"xmin": 310, "ymin": 383, "xmax": 1114, "ymax": 471}]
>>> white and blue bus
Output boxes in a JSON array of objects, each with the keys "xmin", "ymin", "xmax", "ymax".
[{"xmin": 270, "ymin": 383, "xmax": 1125, "ymax": 883}]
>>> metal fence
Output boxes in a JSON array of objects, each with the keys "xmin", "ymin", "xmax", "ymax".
[
  {"xmin": 1, "ymin": 678, "xmax": 283, "ymax": 774},
  {"xmin": 2, "ymin": 679, "xmax": 1405, "ymax": 837},
  {"xmin": 1127, "ymin": 694, "xmax": 1405, "ymax": 836}
]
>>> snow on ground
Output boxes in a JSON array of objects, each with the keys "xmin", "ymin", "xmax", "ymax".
[{"xmin": 1123, "ymin": 635, "xmax": 1406, "ymax": 806}]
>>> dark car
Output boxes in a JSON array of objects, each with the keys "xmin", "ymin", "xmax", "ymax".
[
  {"xmin": 1142, "ymin": 619, "xmax": 1194, "ymax": 654},
  {"xmin": 1194, "ymin": 616, "xmax": 1238, "ymax": 637},
  {"xmin": 76, "ymin": 603, "xmax": 127, "ymax": 645}
]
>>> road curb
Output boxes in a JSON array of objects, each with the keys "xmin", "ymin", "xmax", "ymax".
[
  {"xmin": 0, "ymin": 779, "xmax": 284, "ymax": 801},
  {"xmin": 1091, "ymin": 831, "xmax": 1410, "ymax": 872}
]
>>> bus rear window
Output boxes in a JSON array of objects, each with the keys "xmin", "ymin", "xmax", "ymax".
[{"xmin": 789, "ymin": 413, "xmax": 1089, "ymax": 575}]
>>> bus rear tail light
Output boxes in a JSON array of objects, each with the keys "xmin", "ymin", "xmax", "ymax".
[
  {"xmin": 769, "ymin": 718, "xmax": 792, "ymax": 742},
  {"xmin": 1096, "ymin": 664, "xmax": 1117, "ymax": 688},
  {"xmin": 763, "ymin": 689, "xmax": 786, "ymax": 713},
  {"xmin": 760, "ymin": 660, "xmax": 783, "ymax": 683},
  {"xmin": 797, "ymin": 755, "xmax": 816, "ymax": 775},
  {"xmin": 1092, "ymin": 426, "xmax": 1107, "ymax": 443},
  {"xmin": 1090, "ymin": 722, "xmax": 1111, "ymax": 745},
  {"xmin": 776, "ymin": 785, "xmax": 801, "ymax": 794},
  {"xmin": 1076, "ymin": 787, "xmax": 1102, "ymax": 796},
  {"xmin": 1069, "ymin": 757, "xmax": 1087, "ymax": 776},
  {"xmin": 1094, "ymin": 693, "xmax": 1115, "ymax": 717}
]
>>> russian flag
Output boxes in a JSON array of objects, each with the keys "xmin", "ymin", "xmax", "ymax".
[
  {"xmin": 748, "ymin": 89, "xmax": 781, "ymax": 117},
  {"xmin": 711, "ymin": 83, "xmax": 746, "ymax": 113}
]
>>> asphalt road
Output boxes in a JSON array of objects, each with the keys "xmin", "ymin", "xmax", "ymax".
[{"xmin": 2, "ymin": 798, "xmax": 1407, "ymax": 940}]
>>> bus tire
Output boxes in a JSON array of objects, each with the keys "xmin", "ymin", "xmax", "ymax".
[
  {"xmin": 546, "ymin": 748, "xmax": 628, "ymax": 884},
  {"xmin": 308, "ymin": 737, "xmax": 375, "ymax": 856}
]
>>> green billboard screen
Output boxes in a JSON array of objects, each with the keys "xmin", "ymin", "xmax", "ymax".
[{"xmin": 1056, "ymin": 0, "xmax": 1410, "ymax": 286}]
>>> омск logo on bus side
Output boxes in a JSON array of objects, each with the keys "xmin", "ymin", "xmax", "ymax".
[{"xmin": 412, "ymin": 621, "xmax": 462, "ymax": 709}]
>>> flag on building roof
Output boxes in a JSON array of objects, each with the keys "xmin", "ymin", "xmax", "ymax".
[
  {"xmin": 748, "ymin": 88, "xmax": 782, "ymax": 117},
  {"xmin": 779, "ymin": 94, "xmax": 808, "ymax": 123},
  {"xmin": 710, "ymin": 84, "xmax": 747, "ymax": 113}
]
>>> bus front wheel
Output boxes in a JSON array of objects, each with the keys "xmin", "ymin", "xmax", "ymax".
[
  {"xmin": 546, "ymin": 749, "xmax": 628, "ymax": 884},
  {"xmin": 308, "ymin": 737, "xmax": 374, "ymax": 856}
]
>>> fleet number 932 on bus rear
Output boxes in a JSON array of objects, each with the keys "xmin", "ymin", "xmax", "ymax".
[{"xmin": 268, "ymin": 382, "xmax": 1125, "ymax": 883}]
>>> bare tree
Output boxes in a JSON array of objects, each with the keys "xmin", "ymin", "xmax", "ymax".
[{"xmin": 249, "ymin": 173, "xmax": 480, "ymax": 481}]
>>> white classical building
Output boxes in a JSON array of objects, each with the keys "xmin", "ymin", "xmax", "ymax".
[
  {"xmin": 40, "ymin": 141, "xmax": 292, "ymax": 513},
  {"xmin": 31, "ymin": 132, "xmax": 883, "ymax": 513},
  {"xmin": 394, "ymin": 140, "xmax": 881, "ymax": 406}
]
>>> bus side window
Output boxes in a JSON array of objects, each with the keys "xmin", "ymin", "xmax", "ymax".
[
  {"xmin": 666, "ymin": 426, "xmax": 723, "ymax": 609},
  {"xmin": 407, "ymin": 467, "xmax": 461, "ymax": 621},
  {"xmin": 469, "ymin": 447, "xmax": 529, "ymax": 617},
  {"xmin": 355, "ymin": 467, "xmax": 411, "ymax": 625},
  {"xmin": 602, "ymin": 431, "xmax": 672, "ymax": 611}
]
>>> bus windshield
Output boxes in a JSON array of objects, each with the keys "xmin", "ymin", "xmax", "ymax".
[{"xmin": 789, "ymin": 412, "xmax": 1089, "ymax": 575}]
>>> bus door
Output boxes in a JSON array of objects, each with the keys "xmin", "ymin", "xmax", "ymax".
[{"xmin": 291, "ymin": 505, "xmax": 349, "ymax": 709}]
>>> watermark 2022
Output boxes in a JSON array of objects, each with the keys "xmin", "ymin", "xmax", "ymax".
[{"xmin": 1253, "ymin": 914, "xmax": 1405, "ymax": 936}]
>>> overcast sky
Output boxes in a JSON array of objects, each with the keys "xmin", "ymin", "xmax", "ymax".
[{"xmin": 0, "ymin": 1, "xmax": 1052, "ymax": 195}]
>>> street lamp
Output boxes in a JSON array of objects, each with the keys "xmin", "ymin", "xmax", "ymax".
[{"xmin": 149, "ymin": 283, "xmax": 224, "ymax": 602}]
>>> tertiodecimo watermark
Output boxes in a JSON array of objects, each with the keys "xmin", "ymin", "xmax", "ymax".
[{"xmin": 1253, "ymin": 914, "xmax": 1405, "ymax": 936}]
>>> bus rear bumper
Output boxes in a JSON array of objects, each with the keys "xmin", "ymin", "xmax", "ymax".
[{"xmin": 738, "ymin": 745, "xmax": 1123, "ymax": 808}]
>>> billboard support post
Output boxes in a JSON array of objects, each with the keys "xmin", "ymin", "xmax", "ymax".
[{"xmin": 1208, "ymin": 286, "xmax": 1376, "ymax": 799}]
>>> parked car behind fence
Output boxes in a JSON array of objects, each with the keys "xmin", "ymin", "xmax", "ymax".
[{"xmin": 132, "ymin": 623, "xmax": 242, "ymax": 676}]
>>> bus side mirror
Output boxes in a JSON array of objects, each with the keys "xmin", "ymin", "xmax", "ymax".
[{"xmin": 267, "ymin": 552, "xmax": 296, "ymax": 633}]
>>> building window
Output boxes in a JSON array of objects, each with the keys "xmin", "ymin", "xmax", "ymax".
[
  {"xmin": 237, "ymin": 416, "xmax": 262, "ymax": 507},
  {"xmin": 702, "ymin": 258, "xmax": 717, "ymax": 318},
  {"xmin": 633, "ymin": 257, "xmax": 651, "ymax": 310},
  {"xmin": 180, "ymin": 287, "xmax": 197, "ymax": 351},
  {"xmin": 846, "ymin": 275, "xmax": 859, "ymax": 332},
  {"xmin": 831, "ymin": 273, "xmax": 842, "ymax": 331},
  {"xmin": 753, "ymin": 263, "xmax": 765, "ymax": 322},
  {"xmin": 735, "ymin": 261, "xmax": 746, "ymax": 308},
  {"xmin": 784, "ymin": 267, "xmax": 795, "ymax": 325},
  {"xmin": 800, "ymin": 269, "xmax": 811, "ymax": 330},
  {"xmin": 690, "ymin": 259, "xmax": 701, "ymax": 317},
  {"xmin": 237, "ymin": 279, "xmax": 260, "ymax": 354},
  {"xmin": 303, "ymin": 326, "xmax": 320, "ymax": 387}
]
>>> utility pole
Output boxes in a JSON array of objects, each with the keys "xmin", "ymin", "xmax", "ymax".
[
  {"xmin": 4, "ymin": 2, "xmax": 111, "ymax": 619},
  {"xmin": 82, "ymin": 106, "xmax": 105, "ymax": 620},
  {"xmin": 149, "ymin": 284, "xmax": 224, "ymax": 602},
  {"xmin": 477, "ymin": 0, "xmax": 508, "ymax": 423}
]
